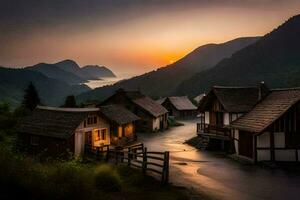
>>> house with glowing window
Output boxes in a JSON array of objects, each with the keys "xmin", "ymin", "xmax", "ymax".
[
  {"xmin": 100, "ymin": 89, "xmax": 168, "ymax": 132},
  {"xmin": 99, "ymin": 104, "xmax": 140, "ymax": 146},
  {"xmin": 18, "ymin": 105, "xmax": 139, "ymax": 157}
]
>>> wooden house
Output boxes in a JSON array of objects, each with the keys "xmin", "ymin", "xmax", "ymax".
[
  {"xmin": 18, "ymin": 106, "xmax": 109, "ymax": 157},
  {"xmin": 196, "ymin": 83, "xmax": 268, "ymax": 150},
  {"xmin": 99, "ymin": 104, "xmax": 140, "ymax": 146},
  {"xmin": 157, "ymin": 96, "xmax": 197, "ymax": 119},
  {"xmin": 100, "ymin": 89, "xmax": 168, "ymax": 132},
  {"xmin": 231, "ymin": 88, "xmax": 300, "ymax": 163},
  {"xmin": 18, "ymin": 105, "xmax": 139, "ymax": 157}
]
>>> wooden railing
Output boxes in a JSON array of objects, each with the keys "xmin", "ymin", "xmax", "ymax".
[
  {"xmin": 197, "ymin": 123, "xmax": 230, "ymax": 138},
  {"xmin": 85, "ymin": 143, "xmax": 170, "ymax": 185},
  {"xmin": 111, "ymin": 143, "xmax": 169, "ymax": 185}
]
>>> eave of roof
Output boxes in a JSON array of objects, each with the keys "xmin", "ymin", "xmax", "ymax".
[
  {"xmin": 99, "ymin": 104, "xmax": 140, "ymax": 125},
  {"xmin": 231, "ymin": 88, "xmax": 300, "ymax": 133}
]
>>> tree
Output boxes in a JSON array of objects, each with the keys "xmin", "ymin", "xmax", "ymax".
[
  {"xmin": 63, "ymin": 95, "xmax": 77, "ymax": 108},
  {"xmin": 22, "ymin": 82, "xmax": 41, "ymax": 111}
]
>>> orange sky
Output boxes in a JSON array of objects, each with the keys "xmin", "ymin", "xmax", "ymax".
[{"xmin": 1, "ymin": 1, "xmax": 300, "ymax": 77}]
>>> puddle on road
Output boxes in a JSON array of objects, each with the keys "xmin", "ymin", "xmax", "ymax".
[{"xmin": 175, "ymin": 162, "xmax": 188, "ymax": 165}]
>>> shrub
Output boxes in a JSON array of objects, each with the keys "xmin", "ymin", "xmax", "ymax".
[
  {"xmin": 94, "ymin": 165, "xmax": 121, "ymax": 192},
  {"xmin": 45, "ymin": 161, "xmax": 94, "ymax": 200}
]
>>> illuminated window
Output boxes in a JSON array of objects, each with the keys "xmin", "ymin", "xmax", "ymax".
[
  {"xmin": 30, "ymin": 136, "xmax": 39, "ymax": 146},
  {"xmin": 101, "ymin": 129, "xmax": 107, "ymax": 140},
  {"xmin": 95, "ymin": 130, "xmax": 100, "ymax": 141}
]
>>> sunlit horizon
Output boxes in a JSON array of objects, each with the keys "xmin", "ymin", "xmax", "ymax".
[{"xmin": 1, "ymin": 0, "xmax": 300, "ymax": 78}]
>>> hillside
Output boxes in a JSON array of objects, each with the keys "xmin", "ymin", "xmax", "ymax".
[
  {"xmin": 77, "ymin": 37, "xmax": 259, "ymax": 103},
  {"xmin": 55, "ymin": 60, "xmax": 96, "ymax": 80},
  {"xmin": 81, "ymin": 65, "xmax": 116, "ymax": 78},
  {"xmin": 176, "ymin": 14, "xmax": 300, "ymax": 97},
  {"xmin": 0, "ymin": 67, "xmax": 90, "ymax": 107},
  {"xmin": 27, "ymin": 63, "xmax": 85, "ymax": 85}
]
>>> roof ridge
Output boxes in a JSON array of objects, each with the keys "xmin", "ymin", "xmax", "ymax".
[
  {"xmin": 37, "ymin": 106, "xmax": 99, "ymax": 112},
  {"xmin": 270, "ymin": 87, "xmax": 300, "ymax": 91},
  {"xmin": 213, "ymin": 86, "xmax": 257, "ymax": 89}
]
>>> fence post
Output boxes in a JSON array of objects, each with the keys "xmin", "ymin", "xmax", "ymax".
[
  {"xmin": 128, "ymin": 147, "xmax": 131, "ymax": 167},
  {"xmin": 162, "ymin": 151, "xmax": 169, "ymax": 185},
  {"xmin": 142, "ymin": 147, "xmax": 147, "ymax": 174},
  {"xmin": 106, "ymin": 145, "xmax": 110, "ymax": 161}
]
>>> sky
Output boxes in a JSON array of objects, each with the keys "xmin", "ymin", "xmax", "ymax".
[{"xmin": 1, "ymin": 0, "xmax": 300, "ymax": 77}]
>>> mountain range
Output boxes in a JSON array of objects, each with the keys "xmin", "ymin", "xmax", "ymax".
[
  {"xmin": 0, "ymin": 60, "xmax": 116, "ymax": 107},
  {"xmin": 175, "ymin": 14, "xmax": 300, "ymax": 96},
  {"xmin": 28, "ymin": 60, "xmax": 116, "ymax": 85},
  {"xmin": 77, "ymin": 37, "xmax": 259, "ymax": 103},
  {"xmin": 78, "ymin": 14, "xmax": 300, "ymax": 103},
  {"xmin": 1, "ymin": 14, "xmax": 300, "ymax": 108},
  {"xmin": 0, "ymin": 67, "xmax": 89, "ymax": 107}
]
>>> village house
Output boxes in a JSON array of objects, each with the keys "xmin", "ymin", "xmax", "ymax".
[
  {"xmin": 196, "ymin": 82, "xmax": 268, "ymax": 150},
  {"xmin": 157, "ymin": 96, "xmax": 197, "ymax": 119},
  {"xmin": 18, "ymin": 105, "xmax": 139, "ymax": 157},
  {"xmin": 100, "ymin": 89, "xmax": 168, "ymax": 132},
  {"xmin": 99, "ymin": 104, "xmax": 140, "ymax": 146},
  {"xmin": 231, "ymin": 88, "xmax": 300, "ymax": 163}
]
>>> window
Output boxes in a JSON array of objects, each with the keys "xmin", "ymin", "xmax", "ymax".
[
  {"xmin": 95, "ymin": 130, "xmax": 100, "ymax": 141},
  {"xmin": 86, "ymin": 115, "xmax": 97, "ymax": 126},
  {"xmin": 101, "ymin": 129, "xmax": 107, "ymax": 140},
  {"xmin": 30, "ymin": 136, "xmax": 39, "ymax": 146}
]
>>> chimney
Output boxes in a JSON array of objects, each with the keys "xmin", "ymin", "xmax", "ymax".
[{"xmin": 258, "ymin": 81, "xmax": 269, "ymax": 101}]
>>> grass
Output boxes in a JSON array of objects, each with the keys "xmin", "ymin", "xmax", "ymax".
[
  {"xmin": 0, "ymin": 103, "xmax": 190, "ymax": 200},
  {"xmin": 0, "ymin": 146, "xmax": 189, "ymax": 200}
]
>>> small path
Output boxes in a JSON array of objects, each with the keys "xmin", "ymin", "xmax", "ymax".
[{"xmin": 138, "ymin": 120, "xmax": 300, "ymax": 200}]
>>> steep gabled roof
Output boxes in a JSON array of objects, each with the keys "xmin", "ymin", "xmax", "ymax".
[
  {"xmin": 19, "ymin": 106, "xmax": 99, "ymax": 139},
  {"xmin": 231, "ymin": 88, "xmax": 300, "ymax": 133},
  {"xmin": 199, "ymin": 86, "xmax": 261, "ymax": 113},
  {"xmin": 99, "ymin": 104, "xmax": 140, "ymax": 125},
  {"xmin": 194, "ymin": 93, "xmax": 206, "ymax": 104},
  {"xmin": 133, "ymin": 96, "xmax": 168, "ymax": 117},
  {"xmin": 156, "ymin": 97, "xmax": 166, "ymax": 105},
  {"xmin": 101, "ymin": 89, "xmax": 168, "ymax": 118},
  {"xmin": 166, "ymin": 96, "xmax": 197, "ymax": 110}
]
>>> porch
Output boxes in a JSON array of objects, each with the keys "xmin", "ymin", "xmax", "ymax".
[{"xmin": 197, "ymin": 123, "xmax": 231, "ymax": 141}]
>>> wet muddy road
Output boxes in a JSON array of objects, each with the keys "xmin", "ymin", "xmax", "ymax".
[{"xmin": 138, "ymin": 120, "xmax": 300, "ymax": 200}]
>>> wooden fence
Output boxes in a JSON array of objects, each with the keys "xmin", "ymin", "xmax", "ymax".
[{"xmin": 86, "ymin": 143, "xmax": 170, "ymax": 185}]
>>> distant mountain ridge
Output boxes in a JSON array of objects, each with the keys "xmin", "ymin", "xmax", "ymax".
[
  {"xmin": 0, "ymin": 67, "xmax": 90, "ymax": 107},
  {"xmin": 77, "ymin": 37, "xmax": 260, "ymax": 103},
  {"xmin": 27, "ymin": 63, "xmax": 85, "ymax": 85},
  {"xmin": 24, "ymin": 60, "xmax": 116, "ymax": 85},
  {"xmin": 81, "ymin": 65, "xmax": 116, "ymax": 78},
  {"xmin": 175, "ymin": 14, "xmax": 300, "ymax": 96}
]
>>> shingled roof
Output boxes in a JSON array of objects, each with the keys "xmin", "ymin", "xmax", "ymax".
[
  {"xmin": 133, "ymin": 96, "xmax": 168, "ymax": 117},
  {"xmin": 19, "ymin": 106, "xmax": 99, "ymax": 139},
  {"xmin": 158, "ymin": 96, "xmax": 197, "ymax": 110},
  {"xmin": 231, "ymin": 88, "xmax": 300, "ymax": 133},
  {"xmin": 156, "ymin": 97, "xmax": 166, "ymax": 105},
  {"xmin": 99, "ymin": 104, "xmax": 140, "ymax": 125},
  {"xmin": 199, "ymin": 86, "xmax": 261, "ymax": 113},
  {"xmin": 102, "ymin": 89, "xmax": 168, "ymax": 118}
]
